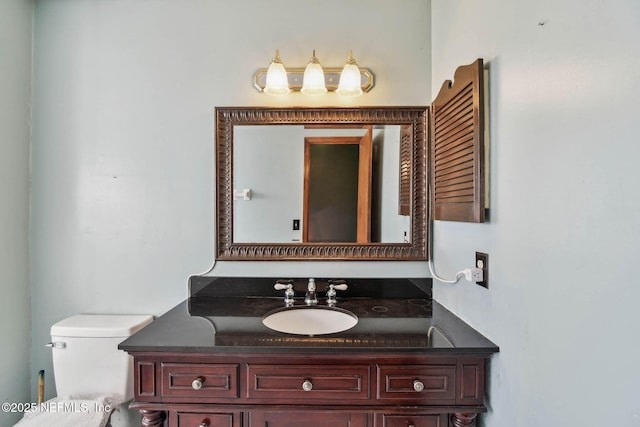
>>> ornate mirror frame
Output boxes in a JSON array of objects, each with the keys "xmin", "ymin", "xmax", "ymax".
[{"xmin": 215, "ymin": 106, "xmax": 428, "ymax": 261}]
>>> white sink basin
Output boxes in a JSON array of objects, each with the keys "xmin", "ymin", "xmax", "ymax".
[{"xmin": 262, "ymin": 306, "xmax": 358, "ymax": 336}]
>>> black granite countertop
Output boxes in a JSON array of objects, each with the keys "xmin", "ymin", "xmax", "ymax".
[{"xmin": 119, "ymin": 277, "xmax": 498, "ymax": 355}]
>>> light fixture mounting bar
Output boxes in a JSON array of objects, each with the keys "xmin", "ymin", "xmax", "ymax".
[{"xmin": 254, "ymin": 67, "xmax": 374, "ymax": 93}]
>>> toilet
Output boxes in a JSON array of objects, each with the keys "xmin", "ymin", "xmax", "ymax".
[{"xmin": 14, "ymin": 314, "xmax": 153, "ymax": 427}]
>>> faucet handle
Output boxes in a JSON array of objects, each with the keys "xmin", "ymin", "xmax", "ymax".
[
  {"xmin": 327, "ymin": 282, "xmax": 348, "ymax": 306},
  {"xmin": 274, "ymin": 279, "xmax": 293, "ymax": 290},
  {"xmin": 274, "ymin": 280, "xmax": 295, "ymax": 306},
  {"xmin": 328, "ymin": 279, "xmax": 348, "ymax": 291}
]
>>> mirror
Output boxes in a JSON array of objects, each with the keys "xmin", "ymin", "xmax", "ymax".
[{"xmin": 216, "ymin": 107, "xmax": 428, "ymax": 260}]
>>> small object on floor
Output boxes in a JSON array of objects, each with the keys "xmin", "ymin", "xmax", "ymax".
[{"xmin": 37, "ymin": 370, "xmax": 44, "ymax": 404}]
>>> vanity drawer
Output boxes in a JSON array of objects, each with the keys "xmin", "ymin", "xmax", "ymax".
[
  {"xmin": 173, "ymin": 411, "xmax": 242, "ymax": 427},
  {"xmin": 250, "ymin": 410, "xmax": 367, "ymax": 427},
  {"xmin": 377, "ymin": 365, "xmax": 456, "ymax": 403},
  {"xmin": 247, "ymin": 364, "xmax": 370, "ymax": 401},
  {"xmin": 377, "ymin": 413, "xmax": 449, "ymax": 427},
  {"xmin": 162, "ymin": 363, "xmax": 239, "ymax": 399}
]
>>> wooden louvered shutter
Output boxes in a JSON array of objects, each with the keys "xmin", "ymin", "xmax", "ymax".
[
  {"xmin": 398, "ymin": 124, "xmax": 412, "ymax": 216},
  {"xmin": 431, "ymin": 59, "xmax": 485, "ymax": 223}
]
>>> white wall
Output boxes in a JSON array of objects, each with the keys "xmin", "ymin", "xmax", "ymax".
[
  {"xmin": 233, "ymin": 125, "xmax": 305, "ymax": 243},
  {"xmin": 431, "ymin": 1, "xmax": 640, "ymax": 425},
  {"xmin": 30, "ymin": 0, "xmax": 431, "ymax": 400},
  {"xmin": 378, "ymin": 125, "xmax": 411, "ymax": 242},
  {"xmin": 0, "ymin": 0, "xmax": 33, "ymax": 425}
]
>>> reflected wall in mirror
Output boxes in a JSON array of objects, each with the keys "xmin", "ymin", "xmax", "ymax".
[{"xmin": 216, "ymin": 107, "xmax": 428, "ymax": 260}]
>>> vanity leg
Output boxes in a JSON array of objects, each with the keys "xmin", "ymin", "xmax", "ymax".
[
  {"xmin": 140, "ymin": 409, "xmax": 167, "ymax": 427},
  {"xmin": 450, "ymin": 412, "xmax": 478, "ymax": 427}
]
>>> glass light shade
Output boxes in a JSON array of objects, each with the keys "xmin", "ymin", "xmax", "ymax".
[
  {"xmin": 301, "ymin": 50, "xmax": 327, "ymax": 95},
  {"xmin": 337, "ymin": 63, "xmax": 363, "ymax": 96},
  {"xmin": 263, "ymin": 50, "xmax": 290, "ymax": 95},
  {"xmin": 336, "ymin": 51, "xmax": 363, "ymax": 97}
]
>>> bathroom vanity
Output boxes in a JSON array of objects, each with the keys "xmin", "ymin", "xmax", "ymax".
[
  {"xmin": 119, "ymin": 277, "xmax": 498, "ymax": 427},
  {"xmin": 120, "ymin": 63, "xmax": 494, "ymax": 426}
]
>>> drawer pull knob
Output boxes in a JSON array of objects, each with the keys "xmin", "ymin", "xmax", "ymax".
[
  {"xmin": 191, "ymin": 377, "xmax": 204, "ymax": 390},
  {"xmin": 413, "ymin": 379, "xmax": 424, "ymax": 392},
  {"xmin": 302, "ymin": 379, "xmax": 313, "ymax": 391}
]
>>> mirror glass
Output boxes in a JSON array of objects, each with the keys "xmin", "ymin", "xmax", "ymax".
[
  {"xmin": 216, "ymin": 107, "xmax": 427, "ymax": 261},
  {"xmin": 233, "ymin": 125, "xmax": 409, "ymax": 244}
]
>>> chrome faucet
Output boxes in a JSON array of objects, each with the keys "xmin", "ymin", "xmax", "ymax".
[{"xmin": 304, "ymin": 278, "xmax": 318, "ymax": 305}]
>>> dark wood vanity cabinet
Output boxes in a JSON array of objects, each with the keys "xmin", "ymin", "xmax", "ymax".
[
  {"xmin": 129, "ymin": 352, "xmax": 490, "ymax": 427},
  {"xmin": 121, "ymin": 283, "xmax": 498, "ymax": 427}
]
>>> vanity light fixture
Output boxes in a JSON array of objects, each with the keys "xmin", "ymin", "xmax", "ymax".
[
  {"xmin": 263, "ymin": 50, "xmax": 291, "ymax": 95},
  {"xmin": 336, "ymin": 51, "xmax": 363, "ymax": 97},
  {"xmin": 301, "ymin": 50, "xmax": 327, "ymax": 95},
  {"xmin": 254, "ymin": 50, "xmax": 374, "ymax": 95}
]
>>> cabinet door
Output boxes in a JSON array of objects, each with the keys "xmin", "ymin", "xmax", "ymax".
[
  {"xmin": 249, "ymin": 410, "xmax": 367, "ymax": 427},
  {"xmin": 430, "ymin": 58, "xmax": 485, "ymax": 223}
]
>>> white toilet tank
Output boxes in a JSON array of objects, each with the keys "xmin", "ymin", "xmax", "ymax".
[{"xmin": 50, "ymin": 314, "xmax": 153, "ymax": 402}]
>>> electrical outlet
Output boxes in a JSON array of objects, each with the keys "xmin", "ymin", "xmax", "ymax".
[
  {"xmin": 475, "ymin": 252, "xmax": 489, "ymax": 288},
  {"xmin": 463, "ymin": 268, "xmax": 483, "ymax": 283}
]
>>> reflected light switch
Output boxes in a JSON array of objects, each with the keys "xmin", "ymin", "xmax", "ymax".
[{"xmin": 234, "ymin": 188, "xmax": 251, "ymax": 200}]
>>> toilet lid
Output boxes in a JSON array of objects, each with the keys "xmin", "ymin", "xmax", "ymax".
[{"xmin": 51, "ymin": 314, "xmax": 153, "ymax": 337}]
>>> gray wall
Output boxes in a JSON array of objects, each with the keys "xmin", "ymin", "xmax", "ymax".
[
  {"xmin": 431, "ymin": 1, "xmax": 640, "ymax": 425},
  {"xmin": 30, "ymin": 0, "xmax": 431, "ymax": 401},
  {"xmin": 0, "ymin": 0, "xmax": 33, "ymax": 425}
]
